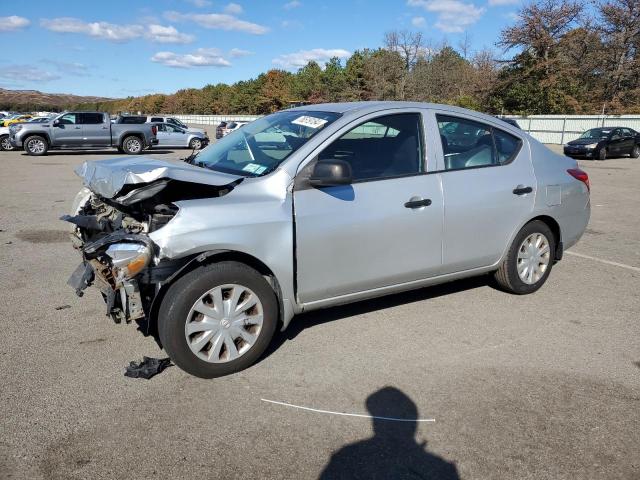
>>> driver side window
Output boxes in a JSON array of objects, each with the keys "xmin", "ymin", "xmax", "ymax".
[
  {"xmin": 318, "ymin": 113, "xmax": 424, "ymax": 182},
  {"xmin": 58, "ymin": 113, "xmax": 77, "ymax": 125}
]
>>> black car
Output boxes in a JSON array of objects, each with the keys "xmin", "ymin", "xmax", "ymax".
[{"xmin": 564, "ymin": 127, "xmax": 640, "ymax": 160}]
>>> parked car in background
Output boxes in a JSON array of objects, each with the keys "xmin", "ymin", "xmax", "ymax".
[
  {"xmin": 0, "ymin": 126, "xmax": 14, "ymax": 150},
  {"xmin": 154, "ymin": 122, "xmax": 208, "ymax": 149},
  {"xmin": 215, "ymin": 121, "xmax": 228, "ymax": 139},
  {"xmin": 145, "ymin": 115, "xmax": 204, "ymax": 134},
  {"xmin": 564, "ymin": 127, "xmax": 640, "ymax": 160},
  {"xmin": 2, "ymin": 114, "xmax": 32, "ymax": 127},
  {"xmin": 222, "ymin": 121, "xmax": 247, "ymax": 136},
  {"xmin": 496, "ymin": 117, "xmax": 521, "ymax": 129},
  {"xmin": 10, "ymin": 111, "xmax": 158, "ymax": 155},
  {"xmin": 64, "ymin": 101, "xmax": 590, "ymax": 378}
]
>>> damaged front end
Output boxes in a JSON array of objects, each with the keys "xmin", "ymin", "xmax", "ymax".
[{"xmin": 63, "ymin": 157, "xmax": 242, "ymax": 325}]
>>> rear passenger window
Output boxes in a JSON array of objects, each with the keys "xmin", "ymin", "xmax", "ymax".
[
  {"xmin": 319, "ymin": 113, "xmax": 423, "ymax": 181},
  {"xmin": 80, "ymin": 113, "xmax": 104, "ymax": 124},
  {"xmin": 437, "ymin": 115, "xmax": 521, "ymax": 170},
  {"xmin": 151, "ymin": 117, "xmax": 163, "ymax": 123}
]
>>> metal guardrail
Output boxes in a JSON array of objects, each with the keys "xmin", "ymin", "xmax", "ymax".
[{"xmin": 506, "ymin": 115, "xmax": 640, "ymax": 144}]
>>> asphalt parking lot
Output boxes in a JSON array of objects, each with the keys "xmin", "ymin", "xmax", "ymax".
[{"xmin": 1, "ymin": 143, "xmax": 638, "ymax": 480}]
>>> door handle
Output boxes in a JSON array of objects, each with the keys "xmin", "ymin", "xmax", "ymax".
[
  {"xmin": 404, "ymin": 197, "xmax": 432, "ymax": 209},
  {"xmin": 74, "ymin": 126, "xmax": 81, "ymax": 129},
  {"xmin": 513, "ymin": 185, "xmax": 533, "ymax": 195}
]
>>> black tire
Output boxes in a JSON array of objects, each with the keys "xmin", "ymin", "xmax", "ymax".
[
  {"xmin": 189, "ymin": 137, "xmax": 203, "ymax": 150},
  {"xmin": 631, "ymin": 145, "xmax": 640, "ymax": 159},
  {"xmin": 121, "ymin": 135, "xmax": 143, "ymax": 154},
  {"xmin": 23, "ymin": 135, "xmax": 49, "ymax": 156},
  {"xmin": 598, "ymin": 147, "xmax": 607, "ymax": 160},
  {"xmin": 0, "ymin": 134, "xmax": 14, "ymax": 151},
  {"xmin": 494, "ymin": 220, "xmax": 555, "ymax": 295},
  {"xmin": 158, "ymin": 261, "xmax": 278, "ymax": 378}
]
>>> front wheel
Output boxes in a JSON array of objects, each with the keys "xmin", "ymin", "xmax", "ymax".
[
  {"xmin": 494, "ymin": 220, "xmax": 555, "ymax": 294},
  {"xmin": 598, "ymin": 147, "xmax": 607, "ymax": 160},
  {"xmin": 24, "ymin": 135, "xmax": 49, "ymax": 156},
  {"xmin": 631, "ymin": 145, "xmax": 640, "ymax": 158},
  {"xmin": 121, "ymin": 136, "xmax": 143, "ymax": 154},
  {"xmin": 0, "ymin": 134, "xmax": 14, "ymax": 151},
  {"xmin": 158, "ymin": 261, "xmax": 278, "ymax": 378}
]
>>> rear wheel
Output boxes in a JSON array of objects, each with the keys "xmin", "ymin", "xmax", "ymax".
[
  {"xmin": 158, "ymin": 261, "xmax": 278, "ymax": 378},
  {"xmin": 494, "ymin": 220, "xmax": 555, "ymax": 294},
  {"xmin": 631, "ymin": 145, "xmax": 640, "ymax": 158},
  {"xmin": 121, "ymin": 135, "xmax": 143, "ymax": 154},
  {"xmin": 598, "ymin": 147, "xmax": 607, "ymax": 160},
  {"xmin": 189, "ymin": 138, "xmax": 203, "ymax": 150},
  {"xmin": 24, "ymin": 135, "xmax": 48, "ymax": 156},
  {"xmin": 0, "ymin": 134, "xmax": 14, "ymax": 151}
]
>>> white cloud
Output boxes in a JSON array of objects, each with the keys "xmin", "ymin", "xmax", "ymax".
[
  {"xmin": 283, "ymin": 1, "xmax": 302, "ymax": 9},
  {"xmin": 504, "ymin": 11, "xmax": 520, "ymax": 21},
  {"xmin": 488, "ymin": 0, "xmax": 519, "ymax": 5},
  {"xmin": 273, "ymin": 48, "xmax": 350, "ymax": 69},
  {"xmin": 412, "ymin": 16, "xmax": 426, "ymax": 27},
  {"xmin": 224, "ymin": 3, "xmax": 243, "ymax": 14},
  {"xmin": 185, "ymin": 0, "xmax": 212, "ymax": 7},
  {"xmin": 407, "ymin": 0, "xmax": 485, "ymax": 33},
  {"xmin": 41, "ymin": 17, "xmax": 144, "ymax": 42},
  {"xmin": 42, "ymin": 60, "xmax": 91, "ymax": 76},
  {"xmin": 146, "ymin": 24, "xmax": 195, "ymax": 43},
  {"xmin": 0, "ymin": 16, "xmax": 30, "ymax": 32},
  {"xmin": 229, "ymin": 48, "xmax": 254, "ymax": 57},
  {"xmin": 164, "ymin": 11, "xmax": 269, "ymax": 34},
  {"xmin": 151, "ymin": 48, "xmax": 231, "ymax": 68},
  {"xmin": 41, "ymin": 18, "xmax": 194, "ymax": 44},
  {"xmin": 0, "ymin": 65, "xmax": 60, "ymax": 82}
]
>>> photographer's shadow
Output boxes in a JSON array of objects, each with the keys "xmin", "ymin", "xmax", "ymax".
[{"xmin": 319, "ymin": 387, "xmax": 459, "ymax": 480}]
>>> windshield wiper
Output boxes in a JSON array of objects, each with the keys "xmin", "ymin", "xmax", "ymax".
[{"xmin": 182, "ymin": 146, "xmax": 200, "ymax": 165}]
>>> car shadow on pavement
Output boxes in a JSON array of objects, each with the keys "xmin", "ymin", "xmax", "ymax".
[
  {"xmin": 264, "ymin": 274, "xmax": 491, "ymax": 359},
  {"xmin": 318, "ymin": 386, "xmax": 460, "ymax": 479},
  {"xmin": 20, "ymin": 150, "xmax": 175, "ymax": 156}
]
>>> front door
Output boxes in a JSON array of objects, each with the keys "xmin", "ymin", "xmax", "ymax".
[
  {"xmin": 51, "ymin": 113, "xmax": 83, "ymax": 145},
  {"xmin": 294, "ymin": 112, "xmax": 443, "ymax": 304},
  {"xmin": 432, "ymin": 112, "xmax": 536, "ymax": 273}
]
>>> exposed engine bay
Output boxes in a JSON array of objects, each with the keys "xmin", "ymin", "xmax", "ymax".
[{"xmin": 62, "ymin": 167, "xmax": 242, "ymax": 325}]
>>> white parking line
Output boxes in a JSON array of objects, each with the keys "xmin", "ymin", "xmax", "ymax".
[
  {"xmin": 566, "ymin": 251, "xmax": 640, "ymax": 273},
  {"xmin": 261, "ymin": 399, "xmax": 436, "ymax": 422}
]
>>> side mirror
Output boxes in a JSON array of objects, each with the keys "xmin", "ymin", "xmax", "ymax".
[
  {"xmin": 53, "ymin": 119, "xmax": 60, "ymax": 127},
  {"xmin": 309, "ymin": 159, "xmax": 352, "ymax": 187}
]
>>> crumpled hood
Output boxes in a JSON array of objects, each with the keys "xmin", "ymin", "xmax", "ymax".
[{"xmin": 75, "ymin": 156, "xmax": 243, "ymax": 198}]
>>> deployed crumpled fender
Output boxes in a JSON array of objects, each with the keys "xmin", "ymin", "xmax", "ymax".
[{"xmin": 75, "ymin": 157, "xmax": 244, "ymax": 199}]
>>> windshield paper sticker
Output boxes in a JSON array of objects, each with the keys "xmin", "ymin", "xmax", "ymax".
[
  {"xmin": 242, "ymin": 163, "xmax": 266, "ymax": 174},
  {"xmin": 292, "ymin": 116, "xmax": 328, "ymax": 129}
]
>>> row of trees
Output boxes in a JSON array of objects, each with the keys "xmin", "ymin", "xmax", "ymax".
[{"xmin": 74, "ymin": 0, "xmax": 638, "ymax": 115}]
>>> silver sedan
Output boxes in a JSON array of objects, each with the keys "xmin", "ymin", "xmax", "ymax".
[
  {"xmin": 153, "ymin": 122, "xmax": 208, "ymax": 149},
  {"xmin": 66, "ymin": 101, "xmax": 590, "ymax": 378}
]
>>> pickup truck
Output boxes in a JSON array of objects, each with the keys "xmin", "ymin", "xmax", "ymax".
[{"xmin": 10, "ymin": 112, "xmax": 158, "ymax": 156}]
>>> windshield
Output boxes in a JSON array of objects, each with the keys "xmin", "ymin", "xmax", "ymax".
[
  {"xmin": 192, "ymin": 110, "xmax": 340, "ymax": 177},
  {"xmin": 580, "ymin": 128, "xmax": 611, "ymax": 139}
]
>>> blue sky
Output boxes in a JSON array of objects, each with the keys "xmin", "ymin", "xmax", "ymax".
[{"xmin": 0, "ymin": 0, "xmax": 523, "ymax": 98}]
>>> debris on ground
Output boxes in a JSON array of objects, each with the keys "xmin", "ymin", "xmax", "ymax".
[
  {"xmin": 124, "ymin": 356, "xmax": 172, "ymax": 380},
  {"xmin": 55, "ymin": 305, "xmax": 71, "ymax": 311}
]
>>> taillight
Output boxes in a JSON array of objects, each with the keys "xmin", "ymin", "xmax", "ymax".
[
  {"xmin": 151, "ymin": 125, "xmax": 157, "ymax": 136},
  {"xmin": 567, "ymin": 168, "xmax": 589, "ymax": 192}
]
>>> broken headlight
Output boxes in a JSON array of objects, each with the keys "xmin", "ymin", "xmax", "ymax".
[{"xmin": 105, "ymin": 243, "xmax": 151, "ymax": 281}]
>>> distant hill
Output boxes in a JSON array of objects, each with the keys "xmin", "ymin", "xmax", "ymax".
[{"xmin": 0, "ymin": 88, "xmax": 116, "ymax": 112}]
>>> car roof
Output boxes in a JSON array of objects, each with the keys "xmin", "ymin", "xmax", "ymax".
[{"xmin": 287, "ymin": 101, "xmax": 511, "ymax": 125}]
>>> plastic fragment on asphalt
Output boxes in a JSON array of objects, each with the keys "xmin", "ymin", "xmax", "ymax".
[
  {"xmin": 124, "ymin": 356, "xmax": 172, "ymax": 380},
  {"xmin": 55, "ymin": 305, "xmax": 71, "ymax": 310}
]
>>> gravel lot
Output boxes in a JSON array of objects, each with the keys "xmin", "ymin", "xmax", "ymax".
[{"xmin": 1, "ymin": 142, "xmax": 638, "ymax": 480}]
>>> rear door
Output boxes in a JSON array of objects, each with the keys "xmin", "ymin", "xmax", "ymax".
[
  {"xmin": 429, "ymin": 111, "xmax": 536, "ymax": 273},
  {"xmin": 51, "ymin": 113, "xmax": 83, "ymax": 145},
  {"xmin": 620, "ymin": 128, "xmax": 635, "ymax": 154},
  {"xmin": 80, "ymin": 113, "xmax": 110, "ymax": 146},
  {"xmin": 294, "ymin": 111, "xmax": 443, "ymax": 304}
]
